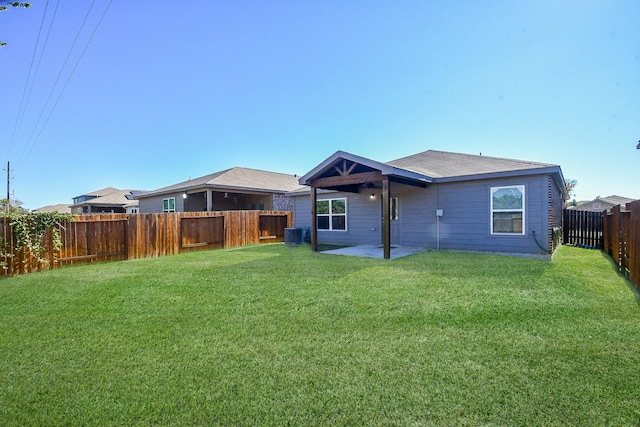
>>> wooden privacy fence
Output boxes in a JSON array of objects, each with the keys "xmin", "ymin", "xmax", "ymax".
[
  {"xmin": 1, "ymin": 211, "xmax": 292, "ymax": 277},
  {"xmin": 603, "ymin": 201, "xmax": 640, "ymax": 288},
  {"xmin": 563, "ymin": 209, "xmax": 603, "ymax": 248}
]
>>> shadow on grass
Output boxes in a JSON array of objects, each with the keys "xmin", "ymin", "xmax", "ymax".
[{"xmin": 599, "ymin": 250, "xmax": 640, "ymax": 307}]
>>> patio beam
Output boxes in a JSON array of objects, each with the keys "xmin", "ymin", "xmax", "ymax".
[
  {"xmin": 383, "ymin": 176, "xmax": 391, "ymax": 259},
  {"xmin": 311, "ymin": 171, "xmax": 383, "ymax": 190}
]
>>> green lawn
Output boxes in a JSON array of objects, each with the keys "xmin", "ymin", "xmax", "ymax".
[{"xmin": 1, "ymin": 245, "xmax": 639, "ymax": 426}]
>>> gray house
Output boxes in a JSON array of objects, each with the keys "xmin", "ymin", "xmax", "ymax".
[
  {"xmin": 136, "ymin": 167, "xmax": 302, "ymax": 213},
  {"xmin": 70, "ymin": 187, "xmax": 139, "ymax": 214},
  {"xmin": 291, "ymin": 150, "xmax": 568, "ymax": 259}
]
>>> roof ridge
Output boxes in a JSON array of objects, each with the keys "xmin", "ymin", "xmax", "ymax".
[
  {"xmin": 226, "ymin": 166, "xmax": 297, "ymax": 176},
  {"xmin": 390, "ymin": 149, "xmax": 552, "ymax": 166}
]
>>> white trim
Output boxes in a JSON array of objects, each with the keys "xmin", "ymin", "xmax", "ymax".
[
  {"xmin": 163, "ymin": 197, "xmax": 176, "ymax": 213},
  {"xmin": 490, "ymin": 185, "xmax": 525, "ymax": 235},
  {"xmin": 316, "ymin": 197, "xmax": 347, "ymax": 231}
]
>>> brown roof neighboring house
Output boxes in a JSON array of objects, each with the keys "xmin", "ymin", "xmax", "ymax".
[
  {"xmin": 570, "ymin": 195, "xmax": 635, "ymax": 212},
  {"xmin": 32, "ymin": 204, "xmax": 72, "ymax": 214},
  {"xmin": 139, "ymin": 167, "xmax": 302, "ymax": 198},
  {"xmin": 70, "ymin": 188, "xmax": 140, "ymax": 214},
  {"xmin": 136, "ymin": 167, "xmax": 302, "ymax": 213}
]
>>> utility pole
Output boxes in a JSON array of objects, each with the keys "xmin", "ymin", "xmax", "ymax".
[{"xmin": 5, "ymin": 161, "xmax": 10, "ymax": 214}]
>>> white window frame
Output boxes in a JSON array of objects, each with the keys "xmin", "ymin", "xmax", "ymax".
[
  {"xmin": 391, "ymin": 197, "xmax": 399, "ymax": 221},
  {"xmin": 490, "ymin": 185, "xmax": 525, "ymax": 235},
  {"xmin": 163, "ymin": 197, "xmax": 176, "ymax": 213},
  {"xmin": 316, "ymin": 197, "xmax": 347, "ymax": 231}
]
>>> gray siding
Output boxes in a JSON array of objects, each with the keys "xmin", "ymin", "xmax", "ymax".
[
  {"xmin": 293, "ymin": 192, "xmax": 382, "ymax": 246},
  {"xmin": 138, "ymin": 193, "xmax": 185, "ymax": 213},
  {"xmin": 140, "ymin": 191, "xmax": 285, "ymax": 213},
  {"xmin": 293, "ymin": 173, "xmax": 557, "ymax": 256},
  {"xmin": 432, "ymin": 175, "xmax": 550, "ymax": 255}
]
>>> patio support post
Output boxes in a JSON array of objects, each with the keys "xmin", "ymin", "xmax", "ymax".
[
  {"xmin": 383, "ymin": 176, "xmax": 391, "ymax": 259},
  {"xmin": 311, "ymin": 185, "xmax": 318, "ymax": 252},
  {"xmin": 206, "ymin": 189, "xmax": 212, "ymax": 211}
]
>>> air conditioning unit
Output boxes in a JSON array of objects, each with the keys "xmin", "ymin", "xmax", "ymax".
[{"xmin": 284, "ymin": 228, "xmax": 303, "ymax": 245}]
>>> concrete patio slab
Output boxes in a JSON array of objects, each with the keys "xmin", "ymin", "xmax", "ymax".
[{"xmin": 320, "ymin": 245, "xmax": 426, "ymax": 259}]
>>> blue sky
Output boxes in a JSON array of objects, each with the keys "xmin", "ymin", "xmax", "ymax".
[{"xmin": 2, "ymin": 1, "xmax": 639, "ymax": 210}]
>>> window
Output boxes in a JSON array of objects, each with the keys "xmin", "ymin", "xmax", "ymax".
[
  {"xmin": 316, "ymin": 198, "xmax": 346, "ymax": 231},
  {"xmin": 163, "ymin": 197, "xmax": 176, "ymax": 213},
  {"xmin": 491, "ymin": 186, "xmax": 524, "ymax": 234},
  {"xmin": 391, "ymin": 197, "xmax": 399, "ymax": 220}
]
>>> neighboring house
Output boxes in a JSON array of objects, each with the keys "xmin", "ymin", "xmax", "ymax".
[
  {"xmin": 32, "ymin": 204, "xmax": 72, "ymax": 214},
  {"xmin": 569, "ymin": 195, "xmax": 635, "ymax": 212},
  {"xmin": 70, "ymin": 188, "xmax": 140, "ymax": 214},
  {"xmin": 135, "ymin": 167, "xmax": 302, "ymax": 213},
  {"xmin": 291, "ymin": 150, "xmax": 568, "ymax": 259}
]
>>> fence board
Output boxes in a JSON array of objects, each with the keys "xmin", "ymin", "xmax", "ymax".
[
  {"xmin": 1, "ymin": 211, "xmax": 292, "ymax": 277},
  {"xmin": 629, "ymin": 201, "xmax": 640, "ymax": 286},
  {"xmin": 181, "ymin": 216, "xmax": 224, "ymax": 251},
  {"xmin": 563, "ymin": 209, "xmax": 603, "ymax": 248},
  {"xmin": 602, "ymin": 201, "xmax": 640, "ymax": 289}
]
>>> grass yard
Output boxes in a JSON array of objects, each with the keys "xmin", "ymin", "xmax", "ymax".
[{"xmin": 1, "ymin": 245, "xmax": 639, "ymax": 426}]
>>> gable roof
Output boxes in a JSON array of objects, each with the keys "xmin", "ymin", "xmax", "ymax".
[
  {"xmin": 32, "ymin": 204, "xmax": 72, "ymax": 214},
  {"xmin": 388, "ymin": 150, "xmax": 559, "ymax": 180},
  {"xmin": 298, "ymin": 150, "xmax": 432, "ymax": 188},
  {"xmin": 298, "ymin": 149, "xmax": 567, "ymax": 197},
  {"xmin": 81, "ymin": 187, "xmax": 120, "ymax": 198},
  {"xmin": 137, "ymin": 167, "xmax": 302, "ymax": 199},
  {"xmin": 600, "ymin": 195, "xmax": 636, "ymax": 205},
  {"xmin": 571, "ymin": 195, "xmax": 636, "ymax": 212},
  {"xmin": 70, "ymin": 189, "xmax": 138, "ymax": 208}
]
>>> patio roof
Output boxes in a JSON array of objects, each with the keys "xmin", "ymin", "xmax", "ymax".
[{"xmin": 298, "ymin": 150, "xmax": 431, "ymax": 192}]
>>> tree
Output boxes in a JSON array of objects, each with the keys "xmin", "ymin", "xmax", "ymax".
[
  {"xmin": 565, "ymin": 179, "xmax": 578, "ymax": 207},
  {"xmin": 0, "ymin": 2, "xmax": 31, "ymax": 48},
  {"xmin": 565, "ymin": 179, "xmax": 577, "ymax": 198},
  {"xmin": 0, "ymin": 198, "xmax": 28, "ymax": 215}
]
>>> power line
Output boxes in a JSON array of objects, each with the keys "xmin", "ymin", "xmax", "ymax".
[
  {"xmin": 7, "ymin": 0, "xmax": 52, "ymax": 161},
  {"xmin": 8, "ymin": 0, "xmax": 63, "ymax": 162},
  {"xmin": 12, "ymin": 0, "xmax": 113, "ymax": 173},
  {"xmin": 14, "ymin": 0, "xmax": 99, "ymax": 169},
  {"xmin": 16, "ymin": 0, "xmax": 114, "ymax": 173}
]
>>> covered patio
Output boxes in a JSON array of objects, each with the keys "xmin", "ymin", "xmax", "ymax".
[
  {"xmin": 298, "ymin": 151, "xmax": 432, "ymax": 259},
  {"xmin": 320, "ymin": 244, "xmax": 427, "ymax": 259}
]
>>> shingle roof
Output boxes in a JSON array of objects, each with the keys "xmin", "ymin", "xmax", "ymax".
[
  {"xmin": 32, "ymin": 204, "xmax": 72, "ymax": 214},
  {"xmin": 71, "ymin": 189, "xmax": 138, "ymax": 207},
  {"xmin": 294, "ymin": 149, "xmax": 567, "ymax": 198},
  {"xmin": 571, "ymin": 195, "xmax": 636, "ymax": 212},
  {"xmin": 138, "ymin": 167, "xmax": 302, "ymax": 198},
  {"xmin": 82, "ymin": 187, "xmax": 120, "ymax": 197},
  {"xmin": 387, "ymin": 150, "xmax": 557, "ymax": 179}
]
